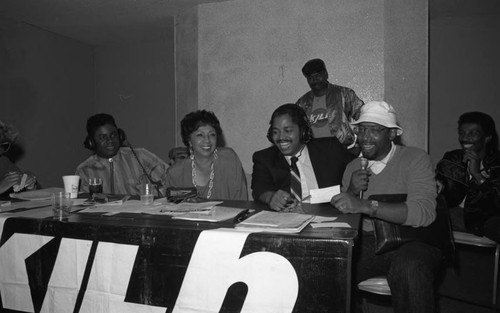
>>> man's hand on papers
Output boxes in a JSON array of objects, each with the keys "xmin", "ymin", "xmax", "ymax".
[{"xmin": 269, "ymin": 190, "xmax": 298, "ymax": 212}]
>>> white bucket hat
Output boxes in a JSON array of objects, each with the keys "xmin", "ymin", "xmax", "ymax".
[{"xmin": 351, "ymin": 101, "xmax": 403, "ymax": 136}]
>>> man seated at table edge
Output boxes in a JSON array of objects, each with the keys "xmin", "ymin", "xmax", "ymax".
[{"xmin": 331, "ymin": 100, "xmax": 441, "ymax": 313}]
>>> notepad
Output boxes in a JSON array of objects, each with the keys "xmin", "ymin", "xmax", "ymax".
[{"xmin": 236, "ymin": 211, "xmax": 314, "ymax": 233}]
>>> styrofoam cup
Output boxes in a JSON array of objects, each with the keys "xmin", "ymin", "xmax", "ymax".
[{"xmin": 63, "ymin": 175, "xmax": 80, "ymax": 198}]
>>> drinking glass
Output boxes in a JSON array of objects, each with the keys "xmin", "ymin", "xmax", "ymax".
[
  {"xmin": 53, "ymin": 192, "xmax": 72, "ymax": 220},
  {"xmin": 89, "ymin": 178, "xmax": 103, "ymax": 199},
  {"xmin": 141, "ymin": 183, "xmax": 154, "ymax": 205}
]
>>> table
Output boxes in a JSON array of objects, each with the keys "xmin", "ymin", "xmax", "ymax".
[{"xmin": 0, "ymin": 200, "xmax": 360, "ymax": 313}]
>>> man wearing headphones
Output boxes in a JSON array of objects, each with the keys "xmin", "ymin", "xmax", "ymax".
[
  {"xmin": 76, "ymin": 113, "xmax": 169, "ymax": 196},
  {"xmin": 251, "ymin": 103, "xmax": 354, "ymax": 211}
]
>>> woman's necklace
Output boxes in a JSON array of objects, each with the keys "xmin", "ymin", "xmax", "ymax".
[{"xmin": 191, "ymin": 149, "xmax": 217, "ymax": 199}]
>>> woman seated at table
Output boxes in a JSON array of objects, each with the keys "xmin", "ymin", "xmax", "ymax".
[
  {"xmin": 0, "ymin": 120, "xmax": 37, "ymax": 197},
  {"xmin": 166, "ymin": 110, "xmax": 248, "ymax": 201}
]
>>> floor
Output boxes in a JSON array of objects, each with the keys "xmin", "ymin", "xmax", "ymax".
[{"xmin": 361, "ymin": 244, "xmax": 500, "ymax": 313}]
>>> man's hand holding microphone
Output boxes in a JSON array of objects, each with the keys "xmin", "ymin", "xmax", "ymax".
[{"xmin": 331, "ymin": 157, "xmax": 373, "ymax": 215}]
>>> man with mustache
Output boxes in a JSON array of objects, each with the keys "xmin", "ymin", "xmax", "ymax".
[
  {"xmin": 436, "ymin": 111, "xmax": 500, "ymax": 242},
  {"xmin": 296, "ymin": 58, "xmax": 364, "ymax": 154},
  {"xmin": 76, "ymin": 113, "xmax": 169, "ymax": 196},
  {"xmin": 331, "ymin": 101, "xmax": 442, "ymax": 313},
  {"xmin": 251, "ymin": 103, "xmax": 354, "ymax": 211}
]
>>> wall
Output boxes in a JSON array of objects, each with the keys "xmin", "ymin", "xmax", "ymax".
[
  {"xmin": 385, "ymin": 0, "xmax": 429, "ymax": 149},
  {"xmin": 175, "ymin": 7, "xmax": 199, "ymax": 146},
  {"xmin": 176, "ymin": 0, "xmax": 428, "ymax": 174},
  {"xmin": 93, "ymin": 35, "xmax": 176, "ymax": 163},
  {"xmin": 429, "ymin": 1, "xmax": 500, "ymax": 165},
  {"xmin": 0, "ymin": 17, "xmax": 94, "ymax": 188}
]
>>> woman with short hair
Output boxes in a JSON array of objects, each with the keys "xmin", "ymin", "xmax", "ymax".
[{"xmin": 165, "ymin": 110, "xmax": 248, "ymax": 201}]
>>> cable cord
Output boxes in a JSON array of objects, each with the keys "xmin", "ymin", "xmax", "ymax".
[{"xmin": 126, "ymin": 141, "xmax": 164, "ymax": 197}]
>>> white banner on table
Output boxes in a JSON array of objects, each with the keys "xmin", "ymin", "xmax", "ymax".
[
  {"xmin": 0, "ymin": 233, "xmax": 55, "ymax": 312},
  {"xmin": 40, "ymin": 238, "xmax": 93, "ymax": 313},
  {"xmin": 79, "ymin": 242, "xmax": 167, "ymax": 313},
  {"xmin": 173, "ymin": 228, "xmax": 298, "ymax": 313}
]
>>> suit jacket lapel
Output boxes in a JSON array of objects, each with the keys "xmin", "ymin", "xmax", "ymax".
[
  {"xmin": 307, "ymin": 140, "xmax": 327, "ymax": 188},
  {"xmin": 271, "ymin": 147, "xmax": 291, "ymax": 190}
]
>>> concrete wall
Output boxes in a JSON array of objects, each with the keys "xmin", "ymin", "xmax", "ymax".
[
  {"xmin": 384, "ymin": 0, "xmax": 429, "ymax": 149},
  {"xmin": 429, "ymin": 2, "xmax": 500, "ymax": 165},
  {"xmin": 175, "ymin": 7, "xmax": 199, "ymax": 146},
  {"xmin": 0, "ymin": 18, "xmax": 94, "ymax": 188},
  {"xmin": 0, "ymin": 17, "xmax": 176, "ymax": 188},
  {"xmin": 93, "ymin": 36, "xmax": 176, "ymax": 163},
  {"xmin": 176, "ymin": 0, "xmax": 428, "ymax": 174}
]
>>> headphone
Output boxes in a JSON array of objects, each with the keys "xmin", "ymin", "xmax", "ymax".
[
  {"xmin": 267, "ymin": 104, "xmax": 312, "ymax": 144},
  {"xmin": 83, "ymin": 128, "xmax": 127, "ymax": 151}
]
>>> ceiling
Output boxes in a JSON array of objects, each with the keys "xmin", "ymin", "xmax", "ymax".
[
  {"xmin": 0, "ymin": 0, "xmax": 227, "ymax": 46},
  {"xmin": 1, "ymin": 0, "xmax": 499, "ymax": 46}
]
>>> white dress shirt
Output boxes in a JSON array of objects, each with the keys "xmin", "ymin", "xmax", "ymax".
[{"xmin": 286, "ymin": 145, "xmax": 318, "ymax": 202}]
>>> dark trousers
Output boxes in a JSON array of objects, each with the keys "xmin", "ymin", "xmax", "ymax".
[
  {"xmin": 483, "ymin": 215, "xmax": 500, "ymax": 243},
  {"xmin": 354, "ymin": 232, "xmax": 443, "ymax": 313}
]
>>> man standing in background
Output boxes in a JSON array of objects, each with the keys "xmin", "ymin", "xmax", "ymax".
[{"xmin": 296, "ymin": 58, "xmax": 364, "ymax": 154}]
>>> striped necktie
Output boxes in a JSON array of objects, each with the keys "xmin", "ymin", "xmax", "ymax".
[
  {"xmin": 290, "ymin": 156, "xmax": 302, "ymax": 202},
  {"xmin": 109, "ymin": 158, "xmax": 114, "ymax": 194}
]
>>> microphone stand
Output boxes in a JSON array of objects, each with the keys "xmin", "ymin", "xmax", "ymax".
[
  {"xmin": 359, "ymin": 157, "xmax": 368, "ymax": 199},
  {"xmin": 126, "ymin": 141, "xmax": 164, "ymax": 198}
]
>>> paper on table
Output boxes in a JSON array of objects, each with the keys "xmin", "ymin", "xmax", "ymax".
[
  {"xmin": 78, "ymin": 199, "xmax": 160, "ymax": 213},
  {"xmin": 172, "ymin": 206, "xmax": 246, "ymax": 222},
  {"xmin": 0, "ymin": 206, "xmax": 54, "ymax": 219},
  {"xmin": 310, "ymin": 222, "xmax": 351, "ymax": 228},
  {"xmin": 10, "ymin": 187, "xmax": 65, "ymax": 201},
  {"xmin": 157, "ymin": 201, "xmax": 223, "ymax": 213},
  {"xmin": 236, "ymin": 211, "xmax": 314, "ymax": 233},
  {"xmin": 0, "ymin": 199, "xmax": 53, "ymax": 212},
  {"xmin": 309, "ymin": 185, "xmax": 340, "ymax": 204},
  {"xmin": 312, "ymin": 216, "xmax": 337, "ymax": 223}
]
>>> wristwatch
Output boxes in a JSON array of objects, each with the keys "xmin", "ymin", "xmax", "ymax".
[{"xmin": 369, "ymin": 200, "xmax": 379, "ymax": 217}]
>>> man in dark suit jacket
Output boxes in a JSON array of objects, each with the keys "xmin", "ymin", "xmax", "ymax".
[{"xmin": 252, "ymin": 103, "xmax": 354, "ymax": 211}]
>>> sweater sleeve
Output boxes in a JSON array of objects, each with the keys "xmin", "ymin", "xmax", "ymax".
[{"xmin": 404, "ymin": 150, "xmax": 438, "ymax": 227}]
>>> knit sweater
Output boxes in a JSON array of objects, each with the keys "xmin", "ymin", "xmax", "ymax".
[{"xmin": 342, "ymin": 145, "xmax": 437, "ymax": 227}]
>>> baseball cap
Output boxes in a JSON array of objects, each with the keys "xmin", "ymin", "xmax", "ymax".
[{"xmin": 301, "ymin": 59, "xmax": 326, "ymax": 76}]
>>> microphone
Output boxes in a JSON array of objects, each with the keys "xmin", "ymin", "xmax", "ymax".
[
  {"xmin": 465, "ymin": 159, "xmax": 472, "ymax": 183},
  {"xmin": 359, "ymin": 157, "xmax": 368, "ymax": 199}
]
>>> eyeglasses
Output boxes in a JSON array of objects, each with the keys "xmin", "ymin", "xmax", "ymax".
[
  {"xmin": 353, "ymin": 125, "xmax": 388, "ymax": 136},
  {"xmin": 0, "ymin": 142, "xmax": 11, "ymax": 153}
]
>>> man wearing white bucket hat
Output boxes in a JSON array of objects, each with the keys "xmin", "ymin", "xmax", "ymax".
[{"xmin": 331, "ymin": 101, "xmax": 443, "ymax": 313}]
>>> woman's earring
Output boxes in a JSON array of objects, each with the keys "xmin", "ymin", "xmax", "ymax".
[{"xmin": 189, "ymin": 146, "xmax": 194, "ymax": 160}]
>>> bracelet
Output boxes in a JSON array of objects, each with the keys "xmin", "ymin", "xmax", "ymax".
[{"xmin": 369, "ymin": 200, "xmax": 379, "ymax": 217}]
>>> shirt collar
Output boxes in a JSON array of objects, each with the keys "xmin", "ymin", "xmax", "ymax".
[
  {"xmin": 285, "ymin": 144, "xmax": 308, "ymax": 165},
  {"xmin": 367, "ymin": 142, "xmax": 396, "ymax": 174}
]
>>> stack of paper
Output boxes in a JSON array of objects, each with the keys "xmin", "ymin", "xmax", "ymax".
[
  {"xmin": 172, "ymin": 206, "xmax": 247, "ymax": 222},
  {"xmin": 235, "ymin": 211, "xmax": 314, "ymax": 233}
]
